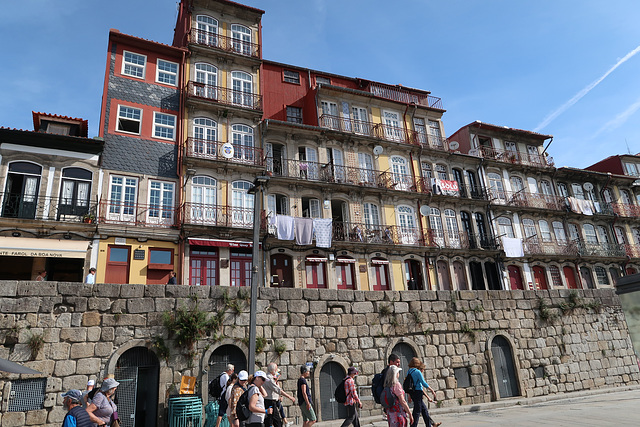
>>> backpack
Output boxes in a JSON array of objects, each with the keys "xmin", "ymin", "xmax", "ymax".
[
  {"xmin": 334, "ymin": 378, "xmax": 347, "ymax": 404},
  {"xmin": 371, "ymin": 372, "xmax": 384, "ymax": 404},
  {"xmin": 380, "ymin": 387, "xmax": 396, "ymax": 409},
  {"xmin": 403, "ymin": 369, "xmax": 415, "ymax": 394},
  {"xmin": 209, "ymin": 373, "xmax": 224, "ymax": 399},
  {"xmin": 235, "ymin": 386, "xmax": 253, "ymax": 422}
]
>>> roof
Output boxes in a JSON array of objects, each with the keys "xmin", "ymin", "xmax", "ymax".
[
  {"xmin": 0, "ymin": 127, "xmax": 103, "ymax": 154},
  {"xmin": 465, "ymin": 120, "xmax": 552, "ymax": 140},
  {"xmin": 110, "ymin": 29, "xmax": 188, "ymax": 57},
  {"xmin": 32, "ymin": 111, "xmax": 88, "ymax": 137}
]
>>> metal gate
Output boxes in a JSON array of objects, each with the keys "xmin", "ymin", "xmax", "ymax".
[
  {"xmin": 208, "ymin": 345, "xmax": 247, "ymax": 385},
  {"xmin": 392, "ymin": 342, "xmax": 416, "ymax": 384},
  {"xmin": 319, "ymin": 362, "xmax": 347, "ymax": 421},
  {"xmin": 491, "ymin": 336, "xmax": 519, "ymax": 398},
  {"xmin": 115, "ymin": 366, "xmax": 138, "ymax": 427},
  {"xmin": 115, "ymin": 346, "xmax": 160, "ymax": 427}
]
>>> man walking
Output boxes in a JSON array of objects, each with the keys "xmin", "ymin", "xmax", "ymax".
[
  {"xmin": 85, "ymin": 268, "xmax": 96, "ymax": 284},
  {"xmin": 297, "ymin": 366, "xmax": 316, "ymax": 427},
  {"xmin": 340, "ymin": 367, "xmax": 362, "ymax": 427},
  {"xmin": 264, "ymin": 363, "xmax": 296, "ymax": 427},
  {"xmin": 214, "ymin": 364, "xmax": 234, "ymax": 427},
  {"xmin": 61, "ymin": 389, "xmax": 91, "ymax": 427}
]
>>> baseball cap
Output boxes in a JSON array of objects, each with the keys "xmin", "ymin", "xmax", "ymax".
[
  {"xmin": 238, "ymin": 370, "xmax": 249, "ymax": 381},
  {"xmin": 348, "ymin": 367, "xmax": 359, "ymax": 375},
  {"xmin": 254, "ymin": 370, "xmax": 267, "ymax": 380},
  {"xmin": 62, "ymin": 389, "xmax": 82, "ymax": 402},
  {"xmin": 87, "ymin": 380, "xmax": 95, "ymax": 387}
]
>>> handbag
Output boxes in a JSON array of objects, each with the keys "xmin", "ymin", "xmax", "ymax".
[{"xmin": 110, "ymin": 410, "xmax": 121, "ymax": 427}]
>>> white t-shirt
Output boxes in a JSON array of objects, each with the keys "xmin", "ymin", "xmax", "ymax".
[
  {"xmin": 220, "ymin": 372, "xmax": 230, "ymax": 397},
  {"xmin": 247, "ymin": 385, "xmax": 265, "ymax": 424}
]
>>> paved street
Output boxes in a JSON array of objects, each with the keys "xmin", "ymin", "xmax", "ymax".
[{"xmin": 319, "ymin": 387, "xmax": 640, "ymax": 427}]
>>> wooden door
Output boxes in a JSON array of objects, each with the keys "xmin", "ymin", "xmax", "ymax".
[
  {"xmin": 563, "ymin": 266, "xmax": 578, "ymax": 289},
  {"xmin": 508, "ymin": 265, "xmax": 524, "ymax": 290},
  {"xmin": 105, "ymin": 245, "xmax": 130, "ymax": 284},
  {"xmin": 270, "ymin": 254, "xmax": 293, "ymax": 287},
  {"xmin": 532, "ymin": 266, "xmax": 548, "ymax": 290}
]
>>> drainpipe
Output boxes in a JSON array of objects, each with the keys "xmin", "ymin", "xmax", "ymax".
[{"xmin": 178, "ymin": 48, "xmax": 188, "ymax": 283}]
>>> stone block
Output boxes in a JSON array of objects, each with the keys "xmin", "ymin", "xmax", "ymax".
[
  {"xmin": 70, "ymin": 342, "xmax": 95, "ymax": 358},
  {"xmin": 289, "ymin": 300, "xmax": 309, "ymax": 313},
  {"xmin": 77, "ymin": 357, "xmax": 101, "ymax": 375},
  {"xmin": 128, "ymin": 298, "xmax": 156, "ymax": 313},
  {"xmin": 81, "ymin": 312, "xmax": 101, "ymax": 327},
  {"xmin": 87, "ymin": 326, "xmax": 102, "ymax": 342},
  {"xmin": 2, "ymin": 411, "xmax": 25, "ymax": 425},
  {"xmin": 309, "ymin": 301, "xmax": 327, "ymax": 314},
  {"xmin": 93, "ymin": 284, "xmax": 121, "ymax": 297},
  {"xmin": 87, "ymin": 297, "xmax": 113, "ymax": 311},
  {"xmin": 54, "ymin": 360, "xmax": 76, "ymax": 376},
  {"xmin": 144, "ymin": 285, "xmax": 166, "ymax": 297},
  {"xmin": 120, "ymin": 284, "xmax": 146, "ymax": 298},
  {"xmin": 352, "ymin": 302, "xmax": 373, "ymax": 313}
]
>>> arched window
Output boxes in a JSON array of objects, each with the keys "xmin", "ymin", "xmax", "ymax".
[
  {"xmin": 497, "ymin": 217, "xmax": 514, "ymax": 238},
  {"xmin": 59, "ymin": 167, "xmax": 92, "ymax": 217},
  {"xmin": 444, "ymin": 209, "xmax": 460, "ymax": 248},
  {"xmin": 488, "ymin": 173, "xmax": 505, "ymax": 202},
  {"xmin": 571, "ymin": 183, "xmax": 585, "ymax": 199},
  {"xmin": 549, "ymin": 265, "xmax": 563, "ymax": 287},
  {"xmin": 429, "ymin": 207, "xmax": 444, "ymax": 246},
  {"xmin": 397, "ymin": 205, "xmax": 417, "ymax": 244},
  {"xmin": 231, "ymin": 71, "xmax": 253, "ymax": 106},
  {"xmin": 603, "ymin": 188, "xmax": 613, "ymax": 203},
  {"xmin": 390, "ymin": 156, "xmax": 410, "ymax": 190},
  {"xmin": 421, "ymin": 162, "xmax": 433, "ymax": 179},
  {"xmin": 196, "ymin": 15, "xmax": 218, "ymax": 46},
  {"xmin": 363, "ymin": 202, "xmax": 380, "ymax": 227},
  {"xmin": 598, "ymin": 226, "xmax": 610, "ymax": 243},
  {"xmin": 621, "ymin": 189, "xmax": 633, "ymax": 205},
  {"xmin": 230, "ymin": 24, "xmax": 252, "ymax": 56},
  {"xmin": 539, "ymin": 220, "xmax": 552, "ymax": 242},
  {"xmin": 552, "ymin": 221, "xmax": 566, "ymax": 242},
  {"xmin": 522, "ymin": 218, "xmax": 537, "ymax": 241},
  {"xmin": 583, "ymin": 224, "xmax": 598, "ymax": 243},
  {"xmin": 435, "ymin": 164, "xmax": 448, "ymax": 180},
  {"xmin": 557, "ymin": 182, "xmax": 568, "ymax": 198},
  {"xmin": 615, "ymin": 226, "xmax": 626, "ymax": 244},
  {"xmin": 539, "ymin": 179, "xmax": 553, "ymax": 195},
  {"xmin": 231, "ymin": 181, "xmax": 254, "ymax": 227},
  {"xmin": 192, "ymin": 117, "xmax": 217, "ymax": 155},
  {"xmin": 194, "ymin": 63, "xmax": 217, "ymax": 99},
  {"xmin": 4, "ymin": 161, "xmax": 43, "ymax": 219},
  {"xmin": 190, "ymin": 176, "xmax": 217, "ymax": 224},
  {"xmin": 231, "ymin": 124, "xmax": 254, "ymax": 162}
]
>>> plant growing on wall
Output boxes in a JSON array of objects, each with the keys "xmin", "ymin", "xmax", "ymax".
[
  {"xmin": 27, "ymin": 332, "xmax": 44, "ymax": 361},
  {"xmin": 163, "ymin": 298, "xmax": 219, "ymax": 357}
]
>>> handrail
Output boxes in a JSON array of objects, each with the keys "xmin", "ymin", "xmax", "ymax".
[
  {"xmin": 186, "ymin": 81, "xmax": 263, "ymax": 111},
  {"xmin": 186, "ymin": 137, "xmax": 264, "ymax": 166},
  {"xmin": 190, "ymin": 29, "xmax": 260, "ymax": 58}
]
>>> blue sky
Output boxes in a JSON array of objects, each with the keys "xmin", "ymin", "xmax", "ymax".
[{"xmin": 2, "ymin": 1, "xmax": 640, "ymax": 169}]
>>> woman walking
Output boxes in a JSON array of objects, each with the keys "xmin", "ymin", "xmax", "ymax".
[
  {"xmin": 383, "ymin": 365, "xmax": 413, "ymax": 427},
  {"xmin": 228, "ymin": 371, "xmax": 249, "ymax": 427},
  {"xmin": 247, "ymin": 370, "xmax": 272, "ymax": 427},
  {"xmin": 407, "ymin": 358, "xmax": 441, "ymax": 427},
  {"xmin": 86, "ymin": 378, "xmax": 119, "ymax": 427}
]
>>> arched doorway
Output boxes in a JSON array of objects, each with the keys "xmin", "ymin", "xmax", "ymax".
[
  {"xmin": 532, "ymin": 266, "xmax": 548, "ymax": 290},
  {"xmin": 491, "ymin": 336, "xmax": 519, "ymax": 398},
  {"xmin": 115, "ymin": 347, "xmax": 159, "ymax": 427},
  {"xmin": 580, "ymin": 266, "xmax": 595, "ymax": 289},
  {"xmin": 392, "ymin": 342, "xmax": 416, "ymax": 383},
  {"xmin": 436, "ymin": 260, "xmax": 451, "ymax": 290},
  {"xmin": 508, "ymin": 265, "xmax": 524, "ymax": 290},
  {"xmin": 208, "ymin": 345, "xmax": 247, "ymax": 384},
  {"xmin": 563, "ymin": 266, "xmax": 578, "ymax": 289},
  {"xmin": 452, "ymin": 261, "xmax": 468, "ymax": 290},
  {"xmin": 270, "ymin": 254, "xmax": 293, "ymax": 287},
  {"xmin": 319, "ymin": 362, "xmax": 347, "ymax": 421},
  {"xmin": 404, "ymin": 259, "xmax": 424, "ymax": 290}
]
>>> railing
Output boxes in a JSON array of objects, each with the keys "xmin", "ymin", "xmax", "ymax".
[
  {"xmin": 186, "ymin": 138, "xmax": 264, "ymax": 166},
  {"xmin": 367, "ymin": 82, "xmax": 443, "ymax": 109},
  {"xmin": 522, "ymin": 239, "xmax": 578, "ymax": 256},
  {"xmin": 187, "ymin": 81, "xmax": 263, "ymax": 111},
  {"xmin": 478, "ymin": 146, "xmax": 554, "ymax": 168},
  {"xmin": 412, "ymin": 134, "xmax": 449, "ymax": 151},
  {"xmin": 427, "ymin": 230, "xmax": 497, "ymax": 250},
  {"xmin": 190, "ymin": 29, "xmax": 260, "ymax": 59},
  {"xmin": 490, "ymin": 190, "xmax": 566, "ymax": 210},
  {"xmin": 0, "ymin": 193, "xmax": 98, "ymax": 223},
  {"xmin": 414, "ymin": 178, "xmax": 488, "ymax": 200},
  {"xmin": 318, "ymin": 114, "xmax": 420, "ymax": 146},
  {"xmin": 332, "ymin": 222, "xmax": 428, "ymax": 246},
  {"xmin": 611, "ymin": 203, "xmax": 640, "ymax": 218},
  {"xmin": 99, "ymin": 200, "xmax": 178, "ymax": 228},
  {"xmin": 576, "ymin": 241, "xmax": 626, "ymax": 258},
  {"xmin": 625, "ymin": 244, "xmax": 640, "ymax": 258},
  {"xmin": 183, "ymin": 203, "xmax": 256, "ymax": 229}
]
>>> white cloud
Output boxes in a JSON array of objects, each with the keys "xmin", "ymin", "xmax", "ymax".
[{"xmin": 593, "ymin": 96, "xmax": 640, "ymax": 138}]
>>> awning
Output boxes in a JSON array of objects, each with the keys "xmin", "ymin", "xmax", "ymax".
[
  {"xmin": 188, "ymin": 238, "xmax": 260, "ymax": 248},
  {"xmin": 0, "ymin": 358, "xmax": 42, "ymax": 374},
  {"xmin": 336, "ymin": 257, "xmax": 356, "ymax": 264},
  {"xmin": 371, "ymin": 259, "xmax": 389, "ymax": 265},
  {"xmin": 0, "ymin": 236, "xmax": 89, "ymax": 259},
  {"xmin": 306, "ymin": 257, "xmax": 327, "ymax": 263}
]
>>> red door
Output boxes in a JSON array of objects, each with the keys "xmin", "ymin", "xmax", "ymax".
[
  {"xmin": 336, "ymin": 259, "xmax": 355, "ymax": 290},
  {"xmin": 190, "ymin": 248, "xmax": 218, "ymax": 286},
  {"xmin": 508, "ymin": 265, "xmax": 524, "ymax": 290},
  {"xmin": 563, "ymin": 266, "xmax": 578, "ymax": 289},
  {"xmin": 533, "ymin": 266, "xmax": 548, "ymax": 290},
  {"xmin": 305, "ymin": 260, "xmax": 327, "ymax": 288},
  {"xmin": 372, "ymin": 259, "xmax": 390, "ymax": 290},
  {"xmin": 105, "ymin": 245, "xmax": 130, "ymax": 284},
  {"xmin": 231, "ymin": 252, "xmax": 252, "ymax": 287},
  {"xmin": 270, "ymin": 254, "xmax": 293, "ymax": 287},
  {"xmin": 626, "ymin": 267, "xmax": 637, "ymax": 275},
  {"xmin": 436, "ymin": 260, "xmax": 451, "ymax": 290}
]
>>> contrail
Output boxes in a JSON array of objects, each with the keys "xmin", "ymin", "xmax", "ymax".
[
  {"xmin": 534, "ymin": 44, "xmax": 640, "ymax": 132},
  {"xmin": 593, "ymin": 96, "xmax": 640, "ymax": 138}
]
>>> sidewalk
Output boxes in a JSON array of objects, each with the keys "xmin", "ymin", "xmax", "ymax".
[{"xmin": 315, "ymin": 385, "xmax": 640, "ymax": 427}]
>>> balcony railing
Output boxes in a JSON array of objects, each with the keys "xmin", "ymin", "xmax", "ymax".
[
  {"xmin": 489, "ymin": 190, "xmax": 566, "ymax": 210},
  {"xmin": 611, "ymin": 203, "xmax": 640, "ymax": 218},
  {"xmin": 99, "ymin": 200, "xmax": 178, "ymax": 228},
  {"xmin": 183, "ymin": 203, "xmax": 256, "ymax": 229},
  {"xmin": 333, "ymin": 222, "xmax": 428, "ymax": 246},
  {"xmin": 576, "ymin": 241, "xmax": 626, "ymax": 258},
  {"xmin": 522, "ymin": 239, "xmax": 578, "ymax": 256},
  {"xmin": 478, "ymin": 146, "xmax": 554, "ymax": 168},
  {"xmin": 1, "ymin": 193, "xmax": 98, "ymax": 223},
  {"xmin": 625, "ymin": 244, "xmax": 640, "ymax": 258},
  {"xmin": 367, "ymin": 82, "xmax": 443, "ymax": 109},
  {"xmin": 186, "ymin": 138, "xmax": 264, "ymax": 167},
  {"xmin": 414, "ymin": 178, "xmax": 488, "ymax": 200},
  {"xmin": 319, "ymin": 114, "xmax": 420, "ymax": 146},
  {"xmin": 427, "ymin": 230, "xmax": 496, "ymax": 250},
  {"xmin": 187, "ymin": 81, "xmax": 263, "ymax": 111},
  {"xmin": 190, "ymin": 29, "xmax": 260, "ymax": 59}
]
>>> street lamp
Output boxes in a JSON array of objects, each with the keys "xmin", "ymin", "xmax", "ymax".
[{"xmin": 248, "ymin": 175, "xmax": 269, "ymax": 372}]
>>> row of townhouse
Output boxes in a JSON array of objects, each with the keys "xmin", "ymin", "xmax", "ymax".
[{"xmin": 2, "ymin": 0, "xmax": 640, "ymax": 294}]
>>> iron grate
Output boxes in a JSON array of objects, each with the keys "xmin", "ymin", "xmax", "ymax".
[{"xmin": 8, "ymin": 378, "xmax": 47, "ymax": 412}]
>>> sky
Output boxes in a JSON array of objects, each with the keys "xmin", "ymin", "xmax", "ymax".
[{"xmin": 2, "ymin": 0, "xmax": 640, "ymax": 169}]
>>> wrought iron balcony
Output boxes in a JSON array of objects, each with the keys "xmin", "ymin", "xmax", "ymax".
[
  {"xmin": 187, "ymin": 81, "xmax": 262, "ymax": 111},
  {"xmin": 318, "ymin": 114, "xmax": 420, "ymax": 145},
  {"xmin": 489, "ymin": 190, "xmax": 566, "ymax": 210},
  {"xmin": 576, "ymin": 241, "xmax": 626, "ymax": 258},
  {"xmin": 1, "ymin": 193, "xmax": 98, "ymax": 223},
  {"xmin": 414, "ymin": 178, "xmax": 488, "ymax": 200},
  {"xmin": 99, "ymin": 200, "xmax": 178, "ymax": 228},
  {"xmin": 611, "ymin": 203, "xmax": 640, "ymax": 218},
  {"xmin": 625, "ymin": 244, "xmax": 640, "ymax": 258},
  {"xmin": 522, "ymin": 239, "xmax": 578, "ymax": 256},
  {"xmin": 186, "ymin": 138, "xmax": 264, "ymax": 166},
  {"xmin": 366, "ymin": 82, "xmax": 443, "ymax": 109},
  {"xmin": 478, "ymin": 146, "xmax": 554, "ymax": 168},
  {"xmin": 333, "ymin": 222, "xmax": 428, "ymax": 246},
  {"xmin": 183, "ymin": 202, "xmax": 256, "ymax": 229},
  {"xmin": 427, "ymin": 230, "xmax": 496, "ymax": 250},
  {"xmin": 190, "ymin": 29, "xmax": 260, "ymax": 59}
]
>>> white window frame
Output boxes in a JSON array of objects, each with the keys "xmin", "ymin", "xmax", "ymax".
[
  {"xmin": 116, "ymin": 105, "xmax": 142, "ymax": 135},
  {"xmin": 148, "ymin": 180, "xmax": 175, "ymax": 224},
  {"xmin": 283, "ymin": 70, "xmax": 300, "ymax": 84},
  {"xmin": 122, "ymin": 51, "xmax": 146, "ymax": 79},
  {"xmin": 156, "ymin": 59, "xmax": 178, "ymax": 86},
  {"xmin": 153, "ymin": 112, "xmax": 176, "ymax": 141},
  {"xmin": 108, "ymin": 175, "xmax": 138, "ymax": 221}
]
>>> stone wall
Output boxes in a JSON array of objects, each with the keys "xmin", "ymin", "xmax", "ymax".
[{"xmin": 0, "ymin": 282, "xmax": 638, "ymax": 426}]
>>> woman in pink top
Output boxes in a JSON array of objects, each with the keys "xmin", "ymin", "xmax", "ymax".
[{"xmin": 383, "ymin": 365, "xmax": 413, "ymax": 427}]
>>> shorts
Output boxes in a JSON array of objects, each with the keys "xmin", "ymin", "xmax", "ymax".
[
  {"xmin": 299, "ymin": 403, "xmax": 316, "ymax": 422},
  {"xmin": 218, "ymin": 396, "xmax": 229, "ymax": 416}
]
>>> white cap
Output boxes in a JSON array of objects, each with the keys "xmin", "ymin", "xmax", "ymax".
[{"xmin": 87, "ymin": 380, "xmax": 95, "ymax": 386}]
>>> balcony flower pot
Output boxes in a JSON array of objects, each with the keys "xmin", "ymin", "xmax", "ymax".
[{"xmin": 82, "ymin": 215, "xmax": 96, "ymax": 224}]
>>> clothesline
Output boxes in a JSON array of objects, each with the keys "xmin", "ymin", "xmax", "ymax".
[{"xmin": 271, "ymin": 215, "xmax": 333, "ymax": 248}]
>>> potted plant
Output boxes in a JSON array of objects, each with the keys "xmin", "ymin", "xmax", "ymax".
[{"xmin": 82, "ymin": 214, "xmax": 96, "ymax": 224}]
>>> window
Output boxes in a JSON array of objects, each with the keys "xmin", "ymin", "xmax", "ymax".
[
  {"xmin": 157, "ymin": 59, "xmax": 178, "ymax": 86},
  {"xmin": 583, "ymin": 224, "xmax": 598, "ymax": 243},
  {"xmin": 108, "ymin": 175, "xmax": 138, "ymax": 219},
  {"xmin": 196, "ymin": 15, "xmax": 218, "ymax": 46},
  {"xmin": 190, "ymin": 176, "xmax": 217, "ymax": 223},
  {"xmin": 149, "ymin": 248, "xmax": 173, "ymax": 268},
  {"xmin": 320, "ymin": 101, "xmax": 339, "ymax": 129},
  {"xmin": 363, "ymin": 203, "xmax": 380, "ymax": 226},
  {"xmin": 352, "ymin": 106, "xmax": 369, "ymax": 134},
  {"xmin": 435, "ymin": 164, "xmax": 448, "ymax": 180},
  {"xmin": 302, "ymin": 197, "xmax": 321, "ymax": 218},
  {"xmin": 283, "ymin": 70, "xmax": 300, "ymax": 84},
  {"xmin": 621, "ymin": 189, "xmax": 632, "ymax": 204},
  {"xmin": 316, "ymin": 76, "xmax": 331, "ymax": 85},
  {"xmin": 148, "ymin": 181, "xmax": 175, "ymax": 223},
  {"xmin": 153, "ymin": 112, "xmax": 176, "ymax": 140},
  {"xmin": 192, "ymin": 117, "xmax": 217, "ymax": 155},
  {"xmin": 595, "ymin": 267, "xmax": 609, "ymax": 286},
  {"xmin": 488, "ymin": 173, "xmax": 505, "ymax": 202},
  {"xmin": 122, "ymin": 51, "xmax": 146, "ymax": 78},
  {"xmin": 397, "ymin": 205, "xmax": 418, "ymax": 245},
  {"xmin": 428, "ymin": 120, "xmax": 442, "ymax": 147},
  {"xmin": 421, "ymin": 162, "xmax": 433, "ymax": 179},
  {"xmin": 568, "ymin": 223, "xmax": 580, "ymax": 241},
  {"xmin": 383, "ymin": 110, "xmax": 403, "ymax": 141},
  {"xmin": 598, "ymin": 226, "xmax": 610, "ymax": 243},
  {"xmin": 232, "ymin": 124, "xmax": 254, "ymax": 162},
  {"xmin": 232, "ymin": 181, "xmax": 254, "ymax": 227},
  {"xmin": 557, "ymin": 183, "xmax": 569, "ymax": 198},
  {"xmin": 231, "ymin": 24, "xmax": 252, "ymax": 56},
  {"xmin": 552, "ymin": 221, "xmax": 566, "ymax": 242},
  {"xmin": 430, "ymin": 208, "xmax": 444, "ymax": 246},
  {"xmin": 539, "ymin": 220, "xmax": 552, "ymax": 242},
  {"xmin": 497, "ymin": 217, "xmax": 514, "ymax": 238},
  {"xmin": 117, "ymin": 106, "xmax": 142, "ymax": 134},
  {"xmin": 195, "ymin": 63, "xmax": 217, "ymax": 99},
  {"xmin": 414, "ymin": 118, "xmax": 427, "ymax": 144},
  {"xmin": 59, "ymin": 167, "xmax": 92, "ymax": 217},
  {"xmin": 267, "ymin": 194, "xmax": 289, "ymax": 216},
  {"xmin": 522, "ymin": 218, "xmax": 537, "ymax": 240},
  {"xmin": 571, "ymin": 183, "xmax": 585, "ymax": 200},
  {"xmin": 625, "ymin": 162, "xmax": 639, "ymax": 176},
  {"xmin": 549, "ymin": 265, "xmax": 562, "ymax": 287},
  {"xmin": 286, "ymin": 106, "xmax": 302, "ymax": 123},
  {"xmin": 231, "ymin": 71, "xmax": 253, "ymax": 106}
]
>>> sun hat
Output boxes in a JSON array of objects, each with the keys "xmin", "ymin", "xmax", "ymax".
[
  {"xmin": 101, "ymin": 378, "xmax": 120, "ymax": 391},
  {"xmin": 62, "ymin": 389, "xmax": 82, "ymax": 403},
  {"xmin": 238, "ymin": 370, "xmax": 249, "ymax": 381},
  {"xmin": 254, "ymin": 370, "xmax": 267, "ymax": 380}
]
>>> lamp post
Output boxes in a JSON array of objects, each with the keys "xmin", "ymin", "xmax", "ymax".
[{"xmin": 248, "ymin": 175, "xmax": 269, "ymax": 372}]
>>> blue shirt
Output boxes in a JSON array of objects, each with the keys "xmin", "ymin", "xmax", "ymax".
[
  {"xmin": 408, "ymin": 368, "xmax": 429, "ymax": 391},
  {"xmin": 62, "ymin": 405, "xmax": 92, "ymax": 427}
]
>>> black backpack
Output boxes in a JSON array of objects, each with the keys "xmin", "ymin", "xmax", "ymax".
[
  {"xmin": 334, "ymin": 378, "xmax": 347, "ymax": 404},
  {"xmin": 209, "ymin": 373, "xmax": 224, "ymax": 398},
  {"xmin": 371, "ymin": 371, "xmax": 384, "ymax": 404},
  {"xmin": 236, "ymin": 386, "xmax": 253, "ymax": 422},
  {"xmin": 403, "ymin": 369, "xmax": 415, "ymax": 394}
]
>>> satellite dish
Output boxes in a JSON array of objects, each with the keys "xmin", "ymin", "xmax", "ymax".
[
  {"xmin": 419, "ymin": 205, "xmax": 431, "ymax": 216},
  {"xmin": 468, "ymin": 148, "xmax": 479, "ymax": 157},
  {"xmin": 220, "ymin": 142, "xmax": 234, "ymax": 159},
  {"xmin": 583, "ymin": 182, "xmax": 594, "ymax": 191},
  {"xmin": 373, "ymin": 145, "xmax": 384, "ymax": 156},
  {"xmin": 449, "ymin": 141, "xmax": 460, "ymax": 150}
]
